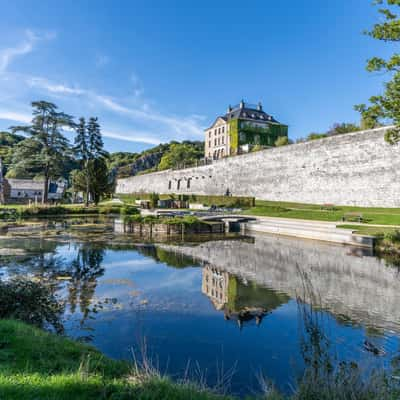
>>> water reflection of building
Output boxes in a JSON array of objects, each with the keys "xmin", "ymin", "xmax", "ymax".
[
  {"xmin": 201, "ymin": 263, "xmax": 289, "ymax": 328},
  {"xmin": 202, "ymin": 264, "xmax": 229, "ymax": 310}
]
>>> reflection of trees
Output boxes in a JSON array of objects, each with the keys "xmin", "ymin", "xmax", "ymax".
[
  {"xmin": 67, "ymin": 244, "xmax": 105, "ymax": 324},
  {"xmin": 136, "ymin": 244, "xmax": 197, "ymax": 269}
]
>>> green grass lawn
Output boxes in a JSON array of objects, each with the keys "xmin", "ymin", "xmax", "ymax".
[{"xmin": 242, "ymin": 200, "xmax": 400, "ymax": 226}]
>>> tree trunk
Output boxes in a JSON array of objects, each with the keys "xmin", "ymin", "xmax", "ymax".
[
  {"xmin": 43, "ymin": 166, "xmax": 49, "ymax": 204},
  {"xmin": 85, "ymin": 160, "xmax": 90, "ymax": 207}
]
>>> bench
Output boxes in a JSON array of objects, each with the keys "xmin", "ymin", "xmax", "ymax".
[
  {"xmin": 342, "ymin": 212, "xmax": 363, "ymax": 223},
  {"xmin": 320, "ymin": 203, "xmax": 336, "ymax": 211}
]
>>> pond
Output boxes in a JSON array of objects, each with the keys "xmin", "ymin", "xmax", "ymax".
[{"xmin": 0, "ymin": 217, "xmax": 399, "ymax": 396}]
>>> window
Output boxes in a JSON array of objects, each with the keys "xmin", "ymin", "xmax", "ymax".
[
  {"xmin": 239, "ymin": 132, "xmax": 245, "ymax": 142},
  {"xmin": 208, "ymin": 140, "xmax": 211, "ymax": 148},
  {"xmin": 221, "ymin": 149, "xmax": 224, "ymax": 157},
  {"xmin": 222, "ymin": 126, "xmax": 224, "ymax": 133},
  {"xmin": 177, "ymin": 179, "xmax": 181, "ymax": 190},
  {"xmin": 214, "ymin": 139, "xmax": 217, "ymax": 146},
  {"xmin": 168, "ymin": 180, "xmax": 172, "ymax": 190},
  {"xmin": 218, "ymin": 138, "xmax": 220, "ymax": 145},
  {"xmin": 209, "ymin": 131, "xmax": 211, "ymax": 138},
  {"xmin": 214, "ymin": 129, "xmax": 217, "ymax": 135},
  {"xmin": 187, "ymin": 178, "xmax": 191, "ymax": 189},
  {"xmin": 218, "ymin": 127, "xmax": 221, "ymax": 134},
  {"xmin": 222, "ymin": 136, "xmax": 224, "ymax": 144}
]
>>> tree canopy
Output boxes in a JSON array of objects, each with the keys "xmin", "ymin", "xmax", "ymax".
[{"xmin": 355, "ymin": 0, "xmax": 400, "ymax": 142}]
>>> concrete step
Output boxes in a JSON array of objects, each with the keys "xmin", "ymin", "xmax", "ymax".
[
  {"xmin": 244, "ymin": 219, "xmax": 369, "ymax": 246},
  {"xmin": 246, "ymin": 220, "xmax": 352, "ymax": 235}
]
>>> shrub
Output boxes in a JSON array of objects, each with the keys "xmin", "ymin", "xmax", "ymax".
[
  {"xmin": 384, "ymin": 230, "xmax": 400, "ymax": 243},
  {"xmin": 0, "ymin": 278, "xmax": 64, "ymax": 333},
  {"xmin": 149, "ymin": 192, "xmax": 160, "ymax": 209},
  {"xmin": 120, "ymin": 205, "xmax": 140, "ymax": 216}
]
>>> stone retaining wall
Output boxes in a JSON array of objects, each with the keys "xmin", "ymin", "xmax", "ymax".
[{"xmin": 116, "ymin": 127, "xmax": 400, "ymax": 207}]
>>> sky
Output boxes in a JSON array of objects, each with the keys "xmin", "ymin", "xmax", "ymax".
[{"xmin": 0, "ymin": 0, "xmax": 395, "ymax": 153}]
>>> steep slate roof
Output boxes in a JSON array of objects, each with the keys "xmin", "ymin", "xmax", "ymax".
[
  {"xmin": 205, "ymin": 103, "xmax": 282, "ymax": 130},
  {"xmin": 224, "ymin": 106, "xmax": 280, "ymax": 124}
]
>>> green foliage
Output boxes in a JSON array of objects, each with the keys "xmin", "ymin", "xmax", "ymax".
[
  {"xmin": 120, "ymin": 205, "xmax": 140, "ymax": 216},
  {"xmin": 73, "ymin": 117, "xmax": 110, "ymax": 205},
  {"xmin": 158, "ymin": 143, "xmax": 203, "ymax": 170},
  {"xmin": 275, "ymin": 136, "xmax": 290, "ymax": 146},
  {"xmin": 0, "ymin": 278, "xmax": 64, "ymax": 333},
  {"xmin": 384, "ymin": 229, "xmax": 400, "ymax": 243},
  {"xmin": 149, "ymin": 192, "xmax": 160, "ymax": 208},
  {"xmin": 118, "ymin": 193, "xmax": 255, "ymax": 208},
  {"xmin": 301, "ymin": 123, "xmax": 360, "ymax": 142},
  {"xmin": 355, "ymin": 1, "xmax": 400, "ymax": 141},
  {"xmin": 108, "ymin": 151, "xmax": 139, "ymax": 170},
  {"xmin": 326, "ymin": 122, "xmax": 360, "ymax": 135}
]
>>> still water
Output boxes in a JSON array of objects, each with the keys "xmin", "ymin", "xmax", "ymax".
[{"xmin": 1, "ymin": 218, "xmax": 399, "ymax": 396}]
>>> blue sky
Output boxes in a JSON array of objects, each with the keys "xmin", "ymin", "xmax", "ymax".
[{"xmin": 0, "ymin": 0, "xmax": 395, "ymax": 153}]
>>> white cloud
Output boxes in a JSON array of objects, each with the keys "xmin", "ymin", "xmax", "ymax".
[
  {"xmin": 27, "ymin": 76, "xmax": 205, "ymax": 143},
  {"xmin": 103, "ymin": 129, "xmax": 163, "ymax": 145},
  {"xmin": 0, "ymin": 110, "xmax": 31, "ymax": 123},
  {"xmin": 0, "ymin": 30, "xmax": 55, "ymax": 74}
]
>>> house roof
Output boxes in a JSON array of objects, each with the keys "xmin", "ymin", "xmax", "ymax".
[
  {"xmin": 7, "ymin": 179, "xmax": 66, "ymax": 194},
  {"xmin": 7, "ymin": 179, "xmax": 44, "ymax": 191},
  {"xmin": 205, "ymin": 103, "xmax": 283, "ymax": 130}
]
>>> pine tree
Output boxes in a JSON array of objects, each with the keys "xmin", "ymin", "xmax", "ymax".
[
  {"xmin": 74, "ymin": 118, "xmax": 90, "ymax": 206},
  {"xmin": 73, "ymin": 117, "xmax": 109, "ymax": 205},
  {"xmin": 87, "ymin": 117, "xmax": 108, "ymax": 159}
]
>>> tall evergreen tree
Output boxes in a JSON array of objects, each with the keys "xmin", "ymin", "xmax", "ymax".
[
  {"xmin": 87, "ymin": 117, "xmax": 107, "ymax": 159},
  {"xmin": 74, "ymin": 118, "xmax": 90, "ymax": 206},
  {"xmin": 73, "ymin": 116, "xmax": 109, "ymax": 205},
  {"xmin": 10, "ymin": 101, "xmax": 74, "ymax": 203}
]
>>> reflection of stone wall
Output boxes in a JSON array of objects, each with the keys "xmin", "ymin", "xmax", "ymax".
[
  {"xmin": 158, "ymin": 234, "xmax": 400, "ymax": 333},
  {"xmin": 117, "ymin": 127, "xmax": 400, "ymax": 207}
]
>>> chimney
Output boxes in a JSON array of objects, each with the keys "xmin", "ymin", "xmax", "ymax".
[
  {"xmin": 227, "ymin": 104, "xmax": 232, "ymax": 113},
  {"xmin": 257, "ymin": 102, "xmax": 263, "ymax": 111},
  {"xmin": 239, "ymin": 99, "xmax": 245, "ymax": 109}
]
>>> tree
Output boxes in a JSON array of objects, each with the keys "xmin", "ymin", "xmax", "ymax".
[
  {"xmin": 326, "ymin": 122, "xmax": 360, "ymax": 136},
  {"xmin": 74, "ymin": 118, "xmax": 90, "ymax": 206},
  {"xmin": 73, "ymin": 117, "xmax": 109, "ymax": 205},
  {"xmin": 10, "ymin": 101, "xmax": 74, "ymax": 203},
  {"xmin": 158, "ymin": 143, "xmax": 203, "ymax": 170},
  {"xmin": 355, "ymin": 0, "xmax": 400, "ymax": 143}
]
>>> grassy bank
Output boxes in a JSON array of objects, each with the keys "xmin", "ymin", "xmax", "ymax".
[
  {"xmin": 243, "ymin": 200, "xmax": 400, "ymax": 226},
  {"xmin": 118, "ymin": 193, "xmax": 255, "ymax": 208},
  {"xmin": 0, "ymin": 320, "xmax": 233, "ymax": 400},
  {"xmin": 0, "ymin": 204, "xmax": 128, "ymax": 220},
  {"xmin": 1, "ymin": 319, "xmax": 399, "ymax": 400}
]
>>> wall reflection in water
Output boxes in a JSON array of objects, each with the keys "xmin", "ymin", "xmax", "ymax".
[{"xmin": 158, "ymin": 233, "xmax": 400, "ymax": 334}]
